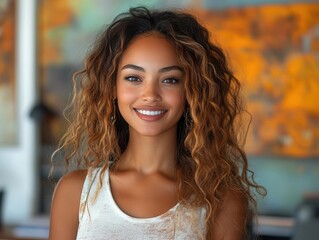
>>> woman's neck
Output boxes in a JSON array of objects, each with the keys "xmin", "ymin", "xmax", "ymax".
[{"xmin": 118, "ymin": 128, "xmax": 178, "ymax": 178}]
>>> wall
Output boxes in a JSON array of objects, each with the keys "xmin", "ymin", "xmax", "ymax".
[
  {"xmin": 0, "ymin": 0, "xmax": 38, "ymax": 224},
  {"xmin": 250, "ymin": 157, "xmax": 319, "ymax": 215}
]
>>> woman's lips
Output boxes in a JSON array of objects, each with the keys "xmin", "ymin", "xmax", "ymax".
[{"xmin": 134, "ymin": 108, "xmax": 167, "ymax": 121}]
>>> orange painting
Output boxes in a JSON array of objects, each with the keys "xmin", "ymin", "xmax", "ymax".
[{"xmin": 191, "ymin": 3, "xmax": 319, "ymax": 157}]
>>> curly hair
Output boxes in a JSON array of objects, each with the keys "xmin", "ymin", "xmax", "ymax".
[{"xmin": 53, "ymin": 6, "xmax": 265, "ymax": 239}]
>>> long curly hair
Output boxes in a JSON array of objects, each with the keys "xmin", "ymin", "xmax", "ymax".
[{"xmin": 53, "ymin": 6, "xmax": 265, "ymax": 239}]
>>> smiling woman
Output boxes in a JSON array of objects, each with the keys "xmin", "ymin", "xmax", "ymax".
[
  {"xmin": 49, "ymin": 6, "xmax": 265, "ymax": 240},
  {"xmin": 116, "ymin": 32, "xmax": 185, "ymax": 137}
]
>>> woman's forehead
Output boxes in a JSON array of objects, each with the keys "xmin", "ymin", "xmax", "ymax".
[{"xmin": 118, "ymin": 33, "xmax": 181, "ymax": 69}]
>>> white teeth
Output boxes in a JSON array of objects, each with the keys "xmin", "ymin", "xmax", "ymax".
[{"xmin": 136, "ymin": 109, "xmax": 165, "ymax": 116}]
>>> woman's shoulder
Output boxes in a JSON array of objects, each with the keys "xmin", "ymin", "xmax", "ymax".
[
  {"xmin": 211, "ymin": 190, "xmax": 249, "ymax": 239},
  {"xmin": 49, "ymin": 169, "xmax": 88, "ymax": 239},
  {"xmin": 56, "ymin": 169, "xmax": 88, "ymax": 192},
  {"xmin": 50, "ymin": 169, "xmax": 88, "ymax": 218},
  {"xmin": 51, "ymin": 169, "xmax": 88, "ymax": 211},
  {"xmin": 54, "ymin": 167, "xmax": 107, "ymax": 202}
]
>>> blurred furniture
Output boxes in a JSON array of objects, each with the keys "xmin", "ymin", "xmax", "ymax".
[
  {"xmin": 292, "ymin": 220, "xmax": 319, "ymax": 240},
  {"xmin": 0, "ymin": 190, "xmax": 3, "ymax": 229},
  {"xmin": 0, "ymin": 216, "xmax": 49, "ymax": 240},
  {"xmin": 254, "ymin": 215, "xmax": 294, "ymax": 239},
  {"xmin": 292, "ymin": 194, "xmax": 319, "ymax": 240},
  {"xmin": 0, "ymin": 226, "xmax": 46, "ymax": 240}
]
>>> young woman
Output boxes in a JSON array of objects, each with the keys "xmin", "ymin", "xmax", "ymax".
[{"xmin": 49, "ymin": 7, "xmax": 264, "ymax": 240}]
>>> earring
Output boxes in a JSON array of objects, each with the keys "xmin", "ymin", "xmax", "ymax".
[
  {"xmin": 184, "ymin": 107, "xmax": 193, "ymax": 131},
  {"xmin": 111, "ymin": 98, "xmax": 117, "ymax": 124}
]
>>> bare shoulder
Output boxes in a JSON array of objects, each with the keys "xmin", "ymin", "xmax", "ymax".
[
  {"xmin": 52, "ymin": 169, "xmax": 88, "ymax": 206},
  {"xmin": 212, "ymin": 190, "xmax": 249, "ymax": 240},
  {"xmin": 55, "ymin": 169, "xmax": 88, "ymax": 192},
  {"xmin": 49, "ymin": 169, "xmax": 87, "ymax": 240},
  {"xmin": 223, "ymin": 190, "xmax": 248, "ymax": 214}
]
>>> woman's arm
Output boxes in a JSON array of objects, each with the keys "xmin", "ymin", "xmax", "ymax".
[
  {"xmin": 212, "ymin": 191, "xmax": 249, "ymax": 240},
  {"xmin": 49, "ymin": 170, "xmax": 87, "ymax": 240}
]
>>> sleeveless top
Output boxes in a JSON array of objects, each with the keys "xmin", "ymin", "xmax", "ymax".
[{"xmin": 76, "ymin": 168, "xmax": 207, "ymax": 240}]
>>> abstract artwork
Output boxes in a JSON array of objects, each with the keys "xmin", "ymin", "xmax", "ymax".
[
  {"xmin": 0, "ymin": 0, "xmax": 17, "ymax": 146},
  {"xmin": 192, "ymin": 3, "xmax": 319, "ymax": 157}
]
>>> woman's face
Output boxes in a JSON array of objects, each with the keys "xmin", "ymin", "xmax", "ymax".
[{"xmin": 116, "ymin": 32, "xmax": 186, "ymax": 137}]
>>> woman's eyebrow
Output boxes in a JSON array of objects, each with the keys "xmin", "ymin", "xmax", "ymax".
[
  {"xmin": 121, "ymin": 64, "xmax": 144, "ymax": 72},
  {"xmin": 159, "ymin": 65, "xmax": 183, "ymax": 73},
  {"xmin": 121, "ymin": 64, "xmax": 183, "ymax": 73}
]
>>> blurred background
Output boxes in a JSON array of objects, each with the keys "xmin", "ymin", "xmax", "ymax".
[{"xmin": 0, "ymin": 0, "xmax": 318, "ymax": 239}]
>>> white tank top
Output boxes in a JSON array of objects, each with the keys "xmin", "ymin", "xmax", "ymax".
[{"xmin": 76, "ymin": 168, "xmax": 206, "ymax": 240}]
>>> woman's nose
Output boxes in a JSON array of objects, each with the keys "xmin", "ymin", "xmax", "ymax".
[{"xmin": 142, "ymin": 81, "xmax": 161, "ymax": 102}]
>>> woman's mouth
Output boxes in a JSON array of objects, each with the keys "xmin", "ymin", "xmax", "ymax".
[
  {"xmin": 134, "ymin": 108, "xmax": 167, "ymax": 121},
  {"xmin": 135, "ymin": 109, "xmax": 166, "ymax": 116}
]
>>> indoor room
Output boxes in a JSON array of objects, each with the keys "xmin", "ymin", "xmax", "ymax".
[{"xmin": 0, "ymin": 0, "xmax": 318, "ymax": 239}]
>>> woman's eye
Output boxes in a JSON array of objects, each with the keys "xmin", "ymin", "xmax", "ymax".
[
  {"xmin": 162, "ymin": 78, "xmax": 178, "ymax": 84},
  {"xmin": 124, "ymin": 76, "xmax": 140, "ymax": 82}
]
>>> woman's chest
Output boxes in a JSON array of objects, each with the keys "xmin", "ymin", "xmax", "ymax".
[{"xmin": 109, "ymin": 171, "xmax": 178, "ymax": 218}]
